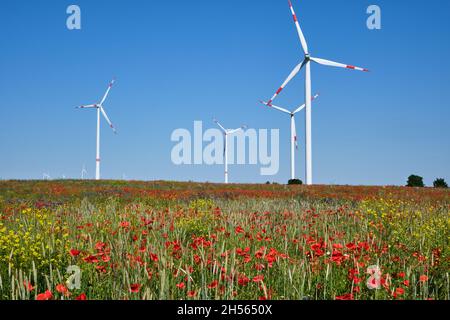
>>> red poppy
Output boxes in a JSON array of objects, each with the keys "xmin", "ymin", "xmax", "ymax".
[
  {"xmin": 95, "ymin": 242, "xmax": 106, "ymax": 251},
  {"xmin": 207, "ymin": 280, "xmax": 218, "ymax": 289},
  {"xmin": 419, "ymin": 275, "xmax": 429, "ymax": 282},
  {"xmin": 130, "ymin": 283, "xmax": 141, "ymax": 293},
  {"xmin": 83, "ymin": 255, "xmax": 99, "ymax": 263},
  {"xmin": 75, "ymin": 293, "xmax": 87, "ymax": 300},
  {"xmin": 23, "ymin": 281, "xmax": 34, "ymax": 292},
  {"xmin": 395, "ymin": 287, "xmax": 405, "ymax": 295},
  {"xmin": 149, "ymin": 253, "xmax": 158, "ymax": 262},
  {"xmin": 238, "ymin": 275, "xmax": 250, "ymax": 286},
  {"xmin": 56, "ymin": 284, "xmax": 69, "ymax": 295},
  {"xmin": 403, "ymin": 280, "xmax": 410, "ymax": 287},
  {"xmin": 235, "ymin": 226, "xmax": 244, "ymax": 234},
  {"xmin": 187, "ymin": 290, "xmax": 197, "ymax": 298},
  {"xmin": 335, "ymin": 293, "xmax": 354, "ymax": 300},
  {"xmin": 176, "ymin": 282, "xmax": 185, "ymax": 289},
  {"xmin": 253, "ymin": 275, "xmax": 264, "ymax": 283},
  {"xmin": 69, "ymin": 249, "xmax": 81, "ymax": 257},
  {"xmin": 36, "ymin": 290, "xmax": 53, "ymax": 300},
  {"xmin": 120, "ymin": 221, "xmax": 130, "ymax": 228}
]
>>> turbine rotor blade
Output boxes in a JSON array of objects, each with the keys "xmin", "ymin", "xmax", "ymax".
[
  {"xmin": 100, "ymin": 106, "xmax": 117, "ymax": 134},
  {"xmin": 99, "ymin": 78, "xmax": 116, "ymax": 105},
  {"xmin": 260, "ymin": 100, "xmax": 291, "ymax": 114},
  {"xmin": 288, "ymin": 0, "xmax": 309, "ymax": 54},
  {"xmin": 267, "ymin": 60, "xmax": 306, "ymax": 105},
  {"xmin": 213, "ymin": 118, "xmax": 227, "ymax": 133},
  {"xmin": 311, "ymin": 57, "xmax": 369, "ymax": 72},
  {"xmin": 292, "ymin": 93, "xmax": 320, "ymax": 114},
  {"xmin": 227, "ymin": 127, "xmax": 245, "ymax": 135},
  {"xmin": 76, "ymin": 104, "xmax": 97, "ymax": 109}
]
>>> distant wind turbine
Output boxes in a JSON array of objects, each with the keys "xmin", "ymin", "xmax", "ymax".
[
  {"xmin": 260, "ymin": 93, "xmax": 319, "ymax": 180},
  {"xmin": 81, "ymin": 164, "xmax": 87, "ymax": 180},
  {"xmin": 213, "ymin": 118, "xmax": 246, "ymax": 184},
  {"xmin": 76, "ymin": 78, "xmax": 117, "ymax": 180}
]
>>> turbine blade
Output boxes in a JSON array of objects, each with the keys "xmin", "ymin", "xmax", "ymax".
[
  {"xmin": 260, "ymin": 100, "xmax": 291, "ymax": 114},
  {"xmin": 100, "ymin": 106, "xmax": 117, "ymax": 134},
  {"xmin": 76, "ymin": 104, "xmax": 97, "ymax": 109},
  {"xmin": 292, "ymin": 93, "xmax": 320, "ymax": 114},
  {"xmin": 311, "ymin": 57, "xmax": 369, "ymax": 72},
  {"xmin": 227, "ymin": 126, "xmax": 245, "ymax": 135},
  {"xmin": 267, "ymin": 60, "xmax": 306, "ymax": 105},
  {"xmin": 99, "ymin": 78, "xmax": 116, "ymax": 105},
  {"xmin": 213, "ymin": 118, "xmax": 227, "ymax": 133},
  {"xmin": 288, "ymin": 0, "xmax": 309, "ymax": 54}
]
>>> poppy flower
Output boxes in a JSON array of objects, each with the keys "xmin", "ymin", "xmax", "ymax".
[
  {"xmin": 56, "ymin": 284, "xmax": 69, "ymax": 295},
  {"xmin": 95, "ymin": 242, "xmax": 106, "ymax": 251},
  {"xmin": 120, "ymin": 221, "xmax": 130, "ymax": 228},
  {"xmin": 83, "ymin": 255, "xmax": 99, "ymax": 263},
  {"xmin": 253, "ymin": 275, "xmax": 264, "ymax": 283},
  {"xmin": 176, "ymin": 282, "xmax": 185, "ymax": 289},
  {"xmin": 187, "ymin": 290, "xmax": 197, "ymax": 298},
  {"xmin": 149, "ymin": 253, "xmax": 158, "ymax": 262},
  {"xmin": 238, "ymin": 275, "xmax": 250, "ymax": 286},
  {"xmin": 69, "ymin": 249, "xmax": 81, "ymax": 257},
  {"xmin": 23, "ymin": 281, "xmax": 34, "ymax": 292},
  {"xmin": 207, "ymin": 280, "xmax": 218, "ymax": 289},
  {"xmin": 130, "ymin": 283, "xmax": 141, "ymax": 293},
  {"xmin": 235, "ymin": 226, "xmax": 244, "ymax": 234},
  {"xmin": 395, "ymin": 287, "xmax": 405, "ymax": 296},
  {"xmin": 335, "ymin": 293, "xmax": 354, "ymax": 300},
  {"xmin": 36, "ymin": 290, "xmax": 53, "ymax": 300},
  {"xmin": 419, "ymin": 275, "xmax": 429, "ymax": 282},
  {"xmin": 75, "ymin": 293, "xmax": 87, "ymax": 300}
]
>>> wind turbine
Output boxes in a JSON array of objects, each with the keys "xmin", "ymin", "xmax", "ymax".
[
  {"xmin": 76, "ymin": 79, "xmax": 117, "ymax": 180},
  {"xmin": 43, "ymin": 173, "xmax": 51, "ymax": 180},
  {"xmin": 213, "ymin": 118, "xmax": 246, "ymax": 184},
  {"xmin": 260, "ymin": 93, "xmax": 319, "ymax": 181},
  {"xmin": 266, "ymin": 0, "xmax": 369, "ymax": 185},
  {"xmin": 81, "ymin": 164, "xmax": 87, "ymax": 180}
]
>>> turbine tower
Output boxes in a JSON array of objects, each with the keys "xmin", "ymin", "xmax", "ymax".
[
  {"xmin": 266, "ymin": 1, "xmax": 369, "ymax": 185},
  {"xmin": 77, "ymin": 79, "xmax": 117, "ymax": 180},
  {"xmin": 213, "ymin": 119, "xmax": 246, "ymax": 184},
  {"xmin": 260, "ymin": 94, "xmax": 319, "ymax": 180}
]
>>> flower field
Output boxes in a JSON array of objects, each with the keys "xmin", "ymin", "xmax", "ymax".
[{"xmin": 0, "ymin": 180, "xmax": 448, "ymax": 300}]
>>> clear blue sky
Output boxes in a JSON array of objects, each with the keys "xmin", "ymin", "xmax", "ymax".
[{"xmin": 0, "ymin": 0, "xmax": 449, "ymax": 186}]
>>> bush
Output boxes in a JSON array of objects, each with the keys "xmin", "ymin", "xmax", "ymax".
[
  {"xmin": 406, "ymin": 175, "xmax": 424, "ymax": 187},
  {"xmin": 433, "ymin": 178, "xmax": 448, "ymax": 188},
  {"xmin": 288, "ymin": 179, "xmax": 303, "ymax": 185}
]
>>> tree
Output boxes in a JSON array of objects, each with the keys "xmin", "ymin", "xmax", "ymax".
[
  {"xmin": 433, "ymin": 178, "xmax": 448, "ymax": 188},
  {"xmin": 288, "ymin": 179, "xmax": 302, "ymax": 185},
  {"xmin": 406, "ymin": 175, "xmax": 424, "ymax": 187}
]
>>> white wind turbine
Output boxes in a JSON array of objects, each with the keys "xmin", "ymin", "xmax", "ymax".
[
  {"xmin": 42, "ymin": 173, "xmax": 51, "ymax": 180},
  {"xmin": 81, "ymin": 164, "xmax": 87, "ymax": 180},
  {"xmin": 260, "ymin": 93, "xmax": 319, "ymax": 181},
  {"xmin": 266, "ymin": 0, "xmax": 369, "ymax": 185},
  {"xmin": 76, "ymin": 79, "xmax": 117, "ymax": 180},
  {"xmin": 213, "ymin": 118, "xmax": 246, "ymax": 184}
]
